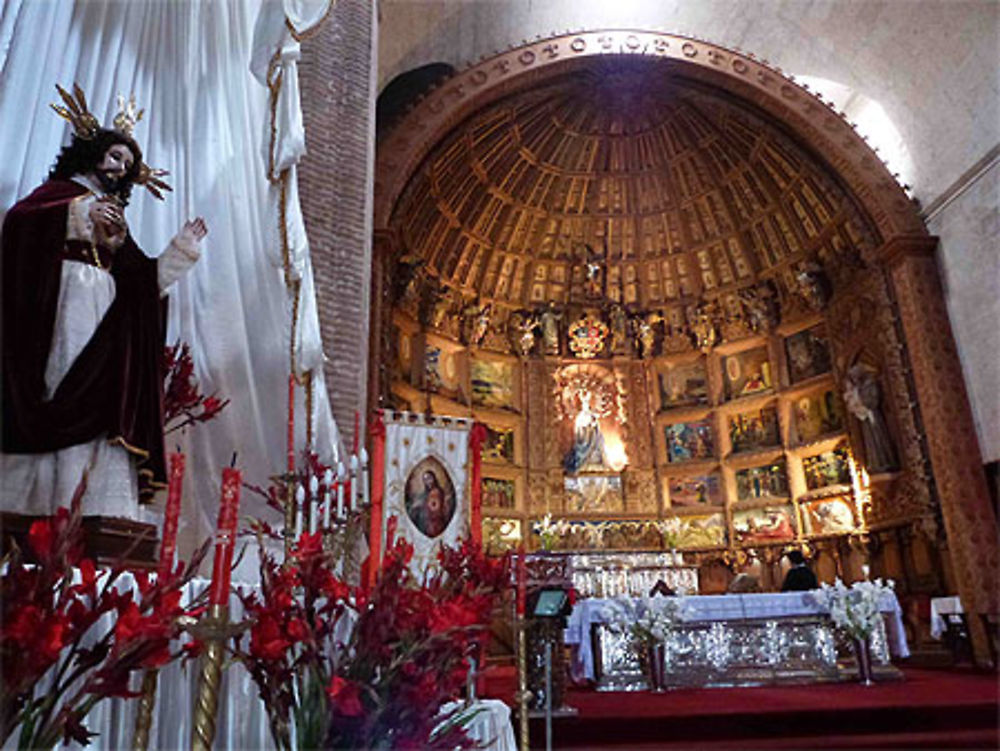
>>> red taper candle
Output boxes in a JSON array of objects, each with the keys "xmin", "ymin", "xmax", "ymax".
[
  {"xmin": 209, "ymin": 468, "xmax": 242, "ymax": 606},
  {"xmin": 158, "ymin": 452, "xmax": 186, "ymax": 578}
]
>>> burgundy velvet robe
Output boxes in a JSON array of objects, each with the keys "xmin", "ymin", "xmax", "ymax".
[{"xmin": 1, "ymin": 179, "xmax": 168, "ymax": 498}]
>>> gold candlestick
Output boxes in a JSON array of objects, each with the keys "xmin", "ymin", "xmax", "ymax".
[
  {"xmin": 131, "ymin": 668, "xmax": 158, "ymax": 750},
  {"xmin": 516, "ymin": 616, "xmax": 531, "ymax": 751},
  {"xmin": 191, "ymin": 604, "xmax": 229, "ymax": 751}
]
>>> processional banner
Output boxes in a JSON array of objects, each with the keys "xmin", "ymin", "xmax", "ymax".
[{"xmin": 380, "ymin": 412, "xmax": 473, "ymax": 575}]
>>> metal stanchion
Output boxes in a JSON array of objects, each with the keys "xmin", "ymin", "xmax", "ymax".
[
  {"xmin": 516, "ymin": 617, "xmax": 531, "ymax": 750},
  {"xmin": 544, "ymin": 641, "xmax": 552, "ymax": 751}
]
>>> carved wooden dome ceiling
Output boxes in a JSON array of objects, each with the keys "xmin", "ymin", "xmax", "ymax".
[{"xmin": 391, "ymin": 58, "xmax": 879, "ymax": 315}]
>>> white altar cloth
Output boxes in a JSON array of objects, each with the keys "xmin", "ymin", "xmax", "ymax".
[
  {"xmin": 565, "ymin": 591, "xmax": 910, "ymax": 682},
  {"xmin": 439, "ymin": 699, "xmax": 517, "ymax": 751}
]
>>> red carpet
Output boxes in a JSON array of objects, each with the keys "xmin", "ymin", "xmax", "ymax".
[{"xmin": 484, "ymin": 666, "xmax": 999, "ymax": 749}]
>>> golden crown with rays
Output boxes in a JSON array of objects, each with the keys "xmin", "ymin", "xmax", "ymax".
[{"xmin": 50, "ymin": 83, "xmax": 171, "ymax": 200}]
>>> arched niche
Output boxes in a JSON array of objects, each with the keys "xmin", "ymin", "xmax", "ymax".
[{"xmin": 372, "ymin": 29, "xmax": 997, "ymax": 664}]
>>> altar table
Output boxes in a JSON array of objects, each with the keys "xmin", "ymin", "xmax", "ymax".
[{"xmin": 565, "ymin": 591, "xmax": 909, "ymax": 688}]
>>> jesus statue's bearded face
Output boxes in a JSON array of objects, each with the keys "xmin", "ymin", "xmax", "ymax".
[{"xmin": 94, "ymin": 143, "xmax": 136, "ymax": 193}]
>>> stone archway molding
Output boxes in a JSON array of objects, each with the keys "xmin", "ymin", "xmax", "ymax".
[{"xmin": 374, "ymin": 29, "xmax": 925, "ymax": 240}]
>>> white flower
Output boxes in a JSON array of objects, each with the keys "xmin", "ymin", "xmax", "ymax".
[
  {"xmin": 817, "ymin": 577, "xmax": 895, "ymax": 639},
  {"xmin": 532, "ymin": 513, "xmax": 570, "ymax": 550},
  {"xmin": 603, "ymin": 596, "xmax": 691, "ymax": 645},
  {"xmin": 654, "ymin": 517, "xmax": 688, "ymax": 549}
]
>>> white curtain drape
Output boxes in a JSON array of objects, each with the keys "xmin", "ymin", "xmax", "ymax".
[
  {"xmin": 382, "ymin": 413, "xmax": 471, "ymax": 576},
  {"xmin": 0, "ymin": 0, "xmax": 342, "ymax": 579}
]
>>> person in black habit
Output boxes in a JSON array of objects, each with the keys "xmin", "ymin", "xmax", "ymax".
[{"xmin": 781, "ymin": 549, "xmax": 819, "ymax": 591}]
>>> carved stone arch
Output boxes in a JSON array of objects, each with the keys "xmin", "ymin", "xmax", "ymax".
[{"xmin": 373, "ymin": 30, "xmax": 924, "ymax": 241}]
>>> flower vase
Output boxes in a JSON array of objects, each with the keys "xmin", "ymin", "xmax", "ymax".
[
  {"xmin": 671, "ymin": 549, "xmax": 683, "ymax": 566},
  {"xmin": 646, "ymin": 642, "xmax": 667, "ymax": 693},
  {"xmin": 852, "ymin": 635, "xmax": 875, "ymax": 686}
]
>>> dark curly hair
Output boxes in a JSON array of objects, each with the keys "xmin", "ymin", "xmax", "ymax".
[{"xmin": 49, "ymin": 129, "xmax": 143, "ymax": 205}]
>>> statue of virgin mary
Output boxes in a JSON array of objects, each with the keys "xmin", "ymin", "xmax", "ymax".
[{"xmin": 563, "ymin": 390, "xmax": 608, "ymax": 473}]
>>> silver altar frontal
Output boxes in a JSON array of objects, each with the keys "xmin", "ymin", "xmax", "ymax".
[
  {"xmin": 565, "ymin": 592, "xmax": 908, "ymax": 690},
  {"xmin": 567, "ymin": 552, "xmax": 699, "ymax": 598}
]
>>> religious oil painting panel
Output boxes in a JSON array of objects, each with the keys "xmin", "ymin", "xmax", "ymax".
[
  {"xmin": 404, "ymin": 456, "xmax": 457, "ymax": 539},
  {"xmin": 470, "ymin": 358, "xmax": 515, "ymax": 410},
  {"xmin": 722, "ymin": 346, "xmax": 773, "ymax": 401},
  {"xmin": 482, "ymin": 477, "xmax": 516, "ymax": 510},
  {"xmin": 785, "ymin": 325, "xmax": 832, "ymax": 384},
  {"xmin": 667, "ymin": 474, "xmax": 722, "ymax": 507},
  {"xmin": 658, "ymin": 359, "xmax": 709, "ymax": 409},
  {"xmin": 732, "ymin": 505, "xmax": 796, "ymax": 545},
  {"xmin": 802, "ymin": 497, "xmax": 856, "ymax": 536},
  {"xmin": 423, "ymin": 343, "xmax": 461, "ymax": 399},
  {"xmin": 802, "ymin": 447, "xmax": 851, "ymax": 490},
  {"xmin": 728, "ymin": 404, "xmax": 780, "ymax": 454},
  {"xmin": 677, "ymin": 513, "xmax": 727, "ymax": 549},
  {"xmin": 481, "ymin": 424, "xmax": 516, "ymax": 463},
  {"xmin": 483, "ymin": 517, "xmax": 522, "ymax": 556},
  {"xmin": 564, "ymin": 474, "xmax": 624, "ymax": 513},
  {"xmin": 793, "ymin": 389, "xmax": 844, "ymax": 444},
  {"xmin": 665, "ymin": 419, "xmax": 715, "ymax": 463},
  {"xmin": 735, "ymin": 460, "xmax": 789, "ymax": 501}
]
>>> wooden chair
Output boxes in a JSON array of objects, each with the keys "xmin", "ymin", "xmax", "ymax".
[{"xmin": 942, "ymin": 612, "xmax": 974, "ymax": 665}]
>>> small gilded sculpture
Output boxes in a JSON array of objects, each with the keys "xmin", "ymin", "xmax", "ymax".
[
  {"xmin": 461, "ymin": 298, "xmax": 492, "ymax": 347},
  {"xmin": 509, "ymin": 311, "xmax": 539, "ymax": 357},
  {"xmin": 632, "ymin": 311, "xmax": 662, "ymax": 359},
  {"xmin": 740, "ymin": 280, "xmax": 780, "ymax": 334},
  {"xmin": 843, "ymin": 362, "xmax": 898, "ymax": 472},
  {"xmin": 794, "ymin": 262, "xmax": 832, "ymax": 312},
  {"xmin": 538, "ymin": 301, "xmax": 563, "ymax": 355},
  {"xmin": 608, "ymin": 303, "xmax": 629, "ymax": 355},
  {"xmin": 687, "ymin": 301, "xmax": 718, "ymax": 353}
]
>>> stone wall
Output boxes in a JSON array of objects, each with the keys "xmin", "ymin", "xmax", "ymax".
[{"xmin": 299, "ymin": 0, "xmax": 377, "ymax": 449}]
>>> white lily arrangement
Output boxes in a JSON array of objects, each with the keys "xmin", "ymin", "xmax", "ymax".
[
  {"xmin": 532, "ymin": 513, "xmax": 571, "ymax": 551},
  {"xmin": 817, "ymin": 577, "xmax": 895, "ymax": 639},
  {"xmin": 654, "ymin": 517, "xmax": 688, "ymax": 549},
  {"xmin": 603, "ymin": 596, "xmax": 690, "ymax": 647}
]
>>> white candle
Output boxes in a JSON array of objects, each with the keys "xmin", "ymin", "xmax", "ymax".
[
  {"xmin": 360, "ymin": 447, "xmax": 370, "ymax": 507},
  {"xmin": 349, "ymin": 454, "xmax": 359, "ymax": 512},
  {"xmin": 336, "ymin": 462, "xmax": 346, "ymax": 519},
  {"xmin": 309, "ymin": 475, "xmax": 319, "ymax": 534},
  {"xmin": 294, "ymin": 483, "xmax": 305, "ymax": 539},
  {"xmin": 322, "ymin": 468, "xmax": 333, "ymax": 528}
]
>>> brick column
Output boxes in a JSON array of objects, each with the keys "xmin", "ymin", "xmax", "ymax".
[
  {"xmin": 879, "ymin": 235, "xmax": 998, "ymax": 665},
  {"xmin": 298, "ymin": 0, "xmax": 377, "ymax": 451}
]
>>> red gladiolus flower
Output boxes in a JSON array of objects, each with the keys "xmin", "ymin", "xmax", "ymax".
[
  {"xmin": 27, "ymin": 518, "xmax": 55, "ymax": 560},
  {"xmin": 200, "ymin": 396, "xmax": 225, "ymax": 419},
  {"xmin": 114, "ymin": 601, "xmax": 145, "ymax": 646},
  {"xmin": 39, "ymin": 616, "xmax": 70, "ymax": 661},
  {"xmin": 287, "ymin": 617, "xmax": 309, "ymax": 642},
  {"xmin": 4, "ymin": 604, "xmax": 41, "ymax": 646},
  {"xmin": 249, "ymin": 614, "xmax": 291, "ymax": 661},
  {"xmin": 294, "ymin": 532, "xmax": 323, "ymax": 560},
  {"xmin": 326, "ymin": 676, "xmax": 363, "ymax": 716}
]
